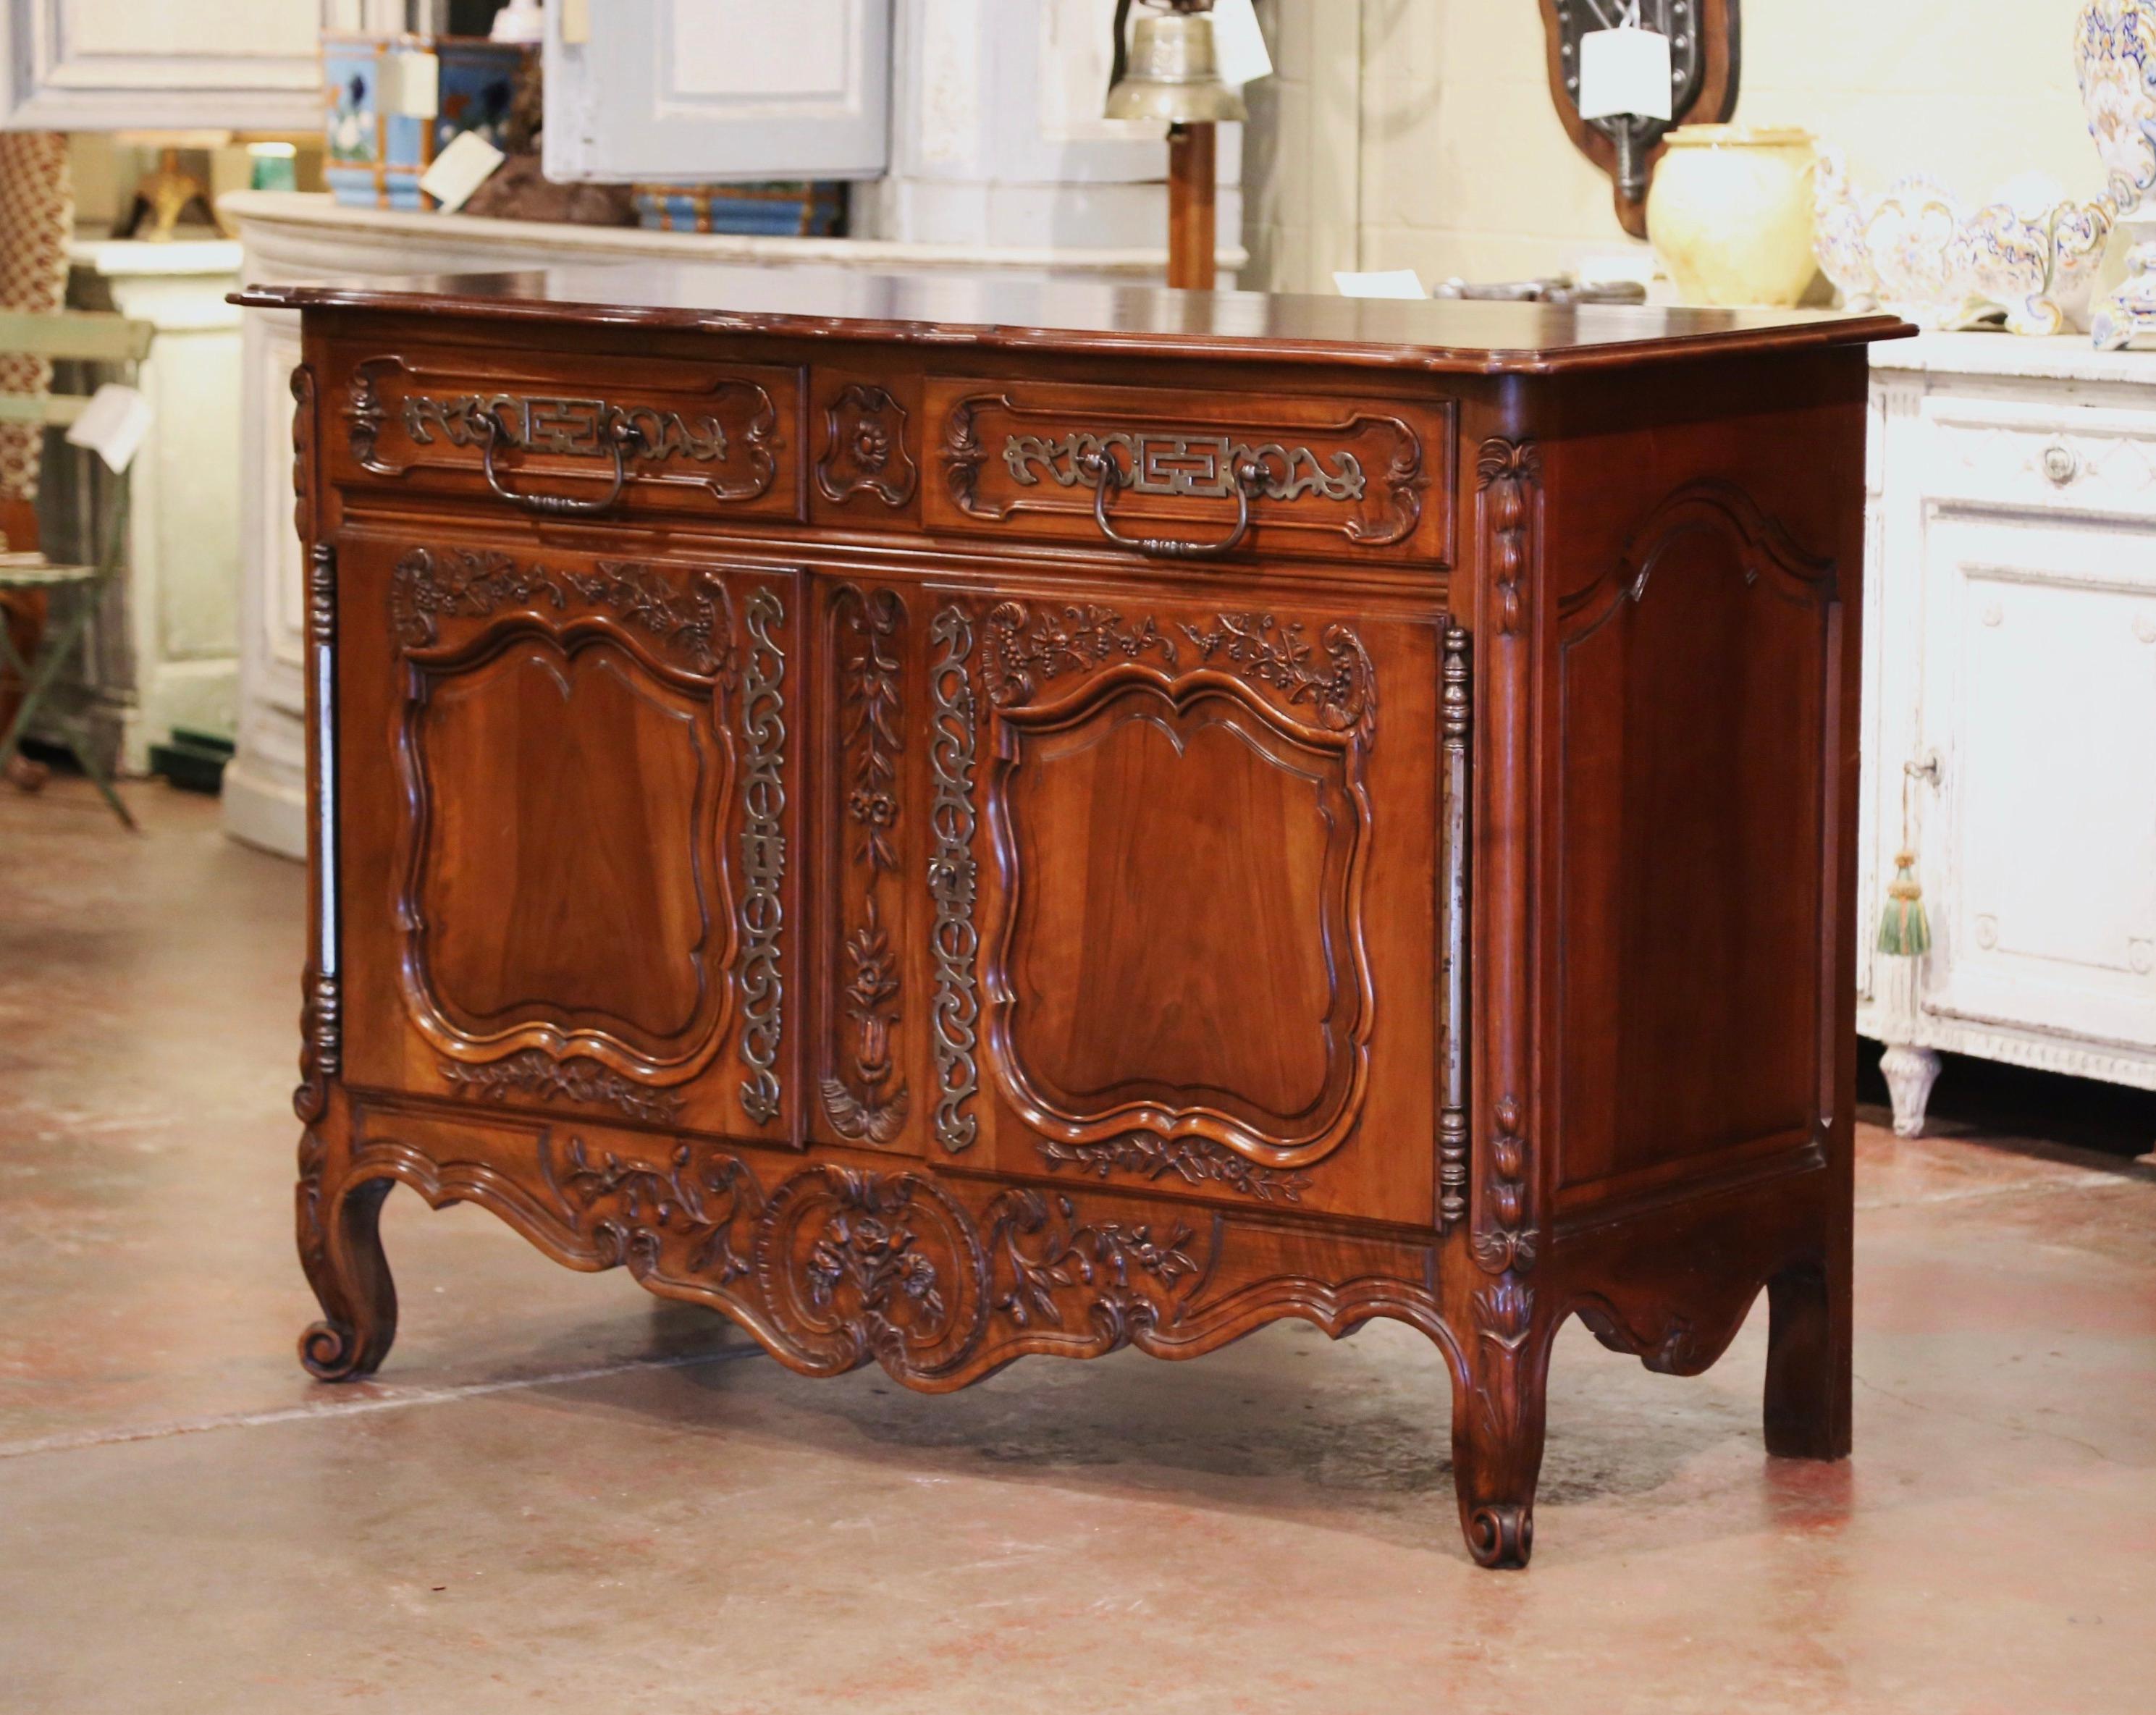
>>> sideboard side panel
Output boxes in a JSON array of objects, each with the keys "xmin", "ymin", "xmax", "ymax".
[{"xmin": 1533, "ymin": 353, "xmax": 1869, "ymax": 1231}]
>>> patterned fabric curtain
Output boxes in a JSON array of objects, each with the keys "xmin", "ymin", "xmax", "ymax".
[{"xmin": 0, "ymin": 132, "xmax": 75, "ymax": 507}]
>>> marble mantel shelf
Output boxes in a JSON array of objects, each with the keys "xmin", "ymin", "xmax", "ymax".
[{"xmin": 216, "ymin": 190, "xmax": 1247, "ymax": 279}]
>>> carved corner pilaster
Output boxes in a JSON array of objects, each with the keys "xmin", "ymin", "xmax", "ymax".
[
  {"xmin": 1439, "ymin": 623, "xmax": 1471, "ymax": 1231},
  {"xmin": 1471, "ymin": 438, "xmax": 1541, "ymax": 1275}
]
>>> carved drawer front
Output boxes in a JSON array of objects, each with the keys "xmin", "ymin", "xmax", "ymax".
[
  {"xmin": 1924, "ymin": 394, "xmax": 2156, "ymax": 521},
  {"xmin": 330, "ymin": 345, "xmax": 804, "ymax": 523},
  {"xmin": 333, "ymin": 529, "xmax": 804, "ymax": 1142},
  {"xmin": 915, "ymin": 586, "xmax": 1447, "ymax": 1227},
  {"xmin": 926, "ymin": 379, "xmax": 1452, "ymax": 568}
]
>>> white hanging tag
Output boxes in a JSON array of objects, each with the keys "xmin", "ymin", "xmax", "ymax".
[
  {"xmin": 1578, "ymin": 17, "xmax": 1673, "ymax": 122},
  {"xmin": 420, "ymin": 130, "xmax": 506, "ymax": 213},
  {"xmin": 380, "ymin": 47, "xmax": 439, "ymax": 119},
  {"xmin": 1210, "ymin": 0, "xmax": 1273, "ymax": 88},
  {"xmin": 1334, "ymin": 269, "xmax": 1428, "ymax": 300},
  {"xmin": 64, "ymin": 383, "xmax": 152, "ymax": 475}
]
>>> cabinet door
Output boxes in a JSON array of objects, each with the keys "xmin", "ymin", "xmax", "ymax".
[
  {"xmin": 335, "ymin": 527, "xmax": 804, "ymax": 1142},
  {"xmin": 922, "ymin": 582, "xmax": 1444, "ymax": 1228},
  {"xmin": 543, "ymin": 0, "xmax": 891, "ymax": 184},
  {"xmin": 1919, "ymin": 516, "xmax": 2156, "ymax": 1050}
]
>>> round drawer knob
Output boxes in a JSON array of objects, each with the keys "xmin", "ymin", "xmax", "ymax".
[{"xmin": 2042, "ymin": 442, "xmax": 2079, "ymax": 486}]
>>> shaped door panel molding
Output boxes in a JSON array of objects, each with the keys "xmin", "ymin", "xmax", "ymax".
[
  {"xmin": 337, "ymin": 534, "xmax": 802, "ymax": 1139},
  {"xmin": 970, "ymin": 593, "xmax": 1439, "ymax": 1226}
]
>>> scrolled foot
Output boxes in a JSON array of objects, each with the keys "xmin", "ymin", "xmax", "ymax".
[
  {"xmin": 1465, "ymin": 1503, "xmax": 1534, "ymax": 1569},
  {"xmin": 1449, "ymin": 1273, "xmax": 1553, "ymax": 1569},
  {"xmin": 297, "ymin": 1159, "xmax": 398, "ymax": 1383},
  {"xmin": 299, "ymin": 1318, "xmax": 384, "ymax": 1382}
]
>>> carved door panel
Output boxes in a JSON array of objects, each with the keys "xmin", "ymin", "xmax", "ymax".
[
  {"xmin": 925, "ymin": 583, "xmax": 1444, "ymax": 1226},
  {"xmin": 334, "ymin": 527, "xmax": 804, "ymax": 1143}
]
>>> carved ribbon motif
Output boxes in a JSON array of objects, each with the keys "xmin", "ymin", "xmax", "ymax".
[
  {"xmin": 736, "ymin": 588, "xmax": 788, "ymax": 1126},
  {"xmin": 927, "ymin": 605, "xmax": 980, "ymax": 1153},
  {"xmin": 442, "ymin": 1049, "xmax": 685, "ymax": 1127},
  {"xmin": 1037, "ymin": 1134, "xmax": 1313, "ymax": 1205}
]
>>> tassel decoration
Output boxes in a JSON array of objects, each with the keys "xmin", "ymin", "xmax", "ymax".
[{"xmin": 1876, "ymin": 848, "xmax": 1931, "ymax": 958}]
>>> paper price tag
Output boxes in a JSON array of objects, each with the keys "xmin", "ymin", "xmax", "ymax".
[
  {"xmin": 421, "ymin": 130, "xmax": 507, "ymax": 214},
  {"xmin": 1211, "ymin": 0, "xmax": 1273, "ymax": 88},
  {"xmin": 1578, "ymin": 26, "xmax": 1673, "ymax": 122},
  {"xmin": 1334, "ymin": 269, "xmax": 1427, "ymax": 300},
  {"xmin": 64, "ymin": 384, "xmax": 152, "ymax": 475},
  {"xmin": 380, "ymin": 48, "xmax": 440, "ymax": 119}
]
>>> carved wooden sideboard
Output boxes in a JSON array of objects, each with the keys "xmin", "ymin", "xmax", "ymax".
[{"xmin": 237, "ymin": 268, "xmax": 1907, "ymax": 1568}]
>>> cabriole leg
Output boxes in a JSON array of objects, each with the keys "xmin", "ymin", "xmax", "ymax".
[
  {"xmin": 1450, "ymin": 1277, "xmax": 1552, "ymax": 1569},
  {"xmin": 295, "ymin": 1134, "xmax": 399, "ymax": 1381},
  {"xmin": 1763, "ymin": 1253, "xmax": 1851, "ymax": 1460}
]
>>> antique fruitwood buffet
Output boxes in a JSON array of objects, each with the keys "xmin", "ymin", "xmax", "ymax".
[{"xmin": 237, "ymin": 266, "xmax": 1908, "ymax": 1567}]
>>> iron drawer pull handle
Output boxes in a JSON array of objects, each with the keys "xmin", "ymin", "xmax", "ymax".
[
  {"xmin": 480, "ymin": 408, "xmax": 638, "ymax": 516},
  {"xmin": 1076, "ymin": 446, "xmax": 1263, "ymax": 560}
]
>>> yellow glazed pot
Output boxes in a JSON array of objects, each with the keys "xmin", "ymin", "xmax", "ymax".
[{"xmin": 1646, "ymin": 126, "xmax": 1822, "ymax": 307}]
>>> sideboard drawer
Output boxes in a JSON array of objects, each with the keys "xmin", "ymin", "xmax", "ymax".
[
  {"xmin": 329, "ymin": 342, "xmax": 805, "ymax": 523},
  {"xmin": 926, "ymin": 378, "xmax": 1452, "ymax": 568},
  {"xmin": 1924, "ymin": 395, "xmax": 2156, "ymax": 520}
]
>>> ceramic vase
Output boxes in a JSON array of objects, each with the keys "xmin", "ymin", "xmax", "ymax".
[{"xmin": 1647, "ymin": 126, "xmax": 1822, "ymax": 308}]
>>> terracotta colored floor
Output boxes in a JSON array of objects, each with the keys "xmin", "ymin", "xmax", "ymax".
[{"xmin": 4, "ymin": 778, "xmax": 2155, "ymax": 1714}]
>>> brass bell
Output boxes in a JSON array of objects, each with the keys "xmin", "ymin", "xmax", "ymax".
[{"xmin": 1105, "ymin": 0, "xmax": 1248, "ymax": 125}]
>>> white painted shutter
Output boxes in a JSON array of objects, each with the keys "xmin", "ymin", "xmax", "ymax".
[{"xmin": 544, "ymin": 0, "xmax": 892, "ymax": 185}]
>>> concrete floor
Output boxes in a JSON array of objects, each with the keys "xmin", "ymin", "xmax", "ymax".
[{"xmin": 4, "ymin": 777, "xmax": 2155, "ymax": 1715}]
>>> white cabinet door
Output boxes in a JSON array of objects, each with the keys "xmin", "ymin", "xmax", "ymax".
[
  {"xmin": 0, "ymin": 0, "xmax": 342, "ymax": 130},
  {"xmin": 1919, "ymin": 513, "xmax": 2156, "ymax": 1051},
  {"xmin": 544, "ymin": 0, "xmax": 891, "ymax": 183}
]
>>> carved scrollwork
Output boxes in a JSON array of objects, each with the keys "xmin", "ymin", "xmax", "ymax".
[
  {"xmin": 547, "ymin": 1134, "xmax": 754, "ymax": 1277},
  {"xmin": 927, "ymin": 604, "xmax": 981, "ymax": 1153},
  {"xmin": 819, "ymin": 383, "xmax": 918, "ymax": 506},
  {"xmin": 986, "ymin": 1188, "xmax": 1208, "ymax": 1343},
  {"xmin": 980, "ymin": 599, "xmax": 1178, "ymax": 707},
  {"xmin": 736, "ymin": 588, "xmax": 788, "ymax": 1127},
  {"xmin": 1181, "ymin": 611, "xmax": 1377, "ymax": 735},
  {"xmin": 1003, "ymin": 429, "xmax": 1366, "ymax": 504},
  {"xmin": 942, "ymin": 394, "xmax": 993, "ymax": 515},
  {"xmin": 442, "ymin": 1049, "xmax": 685, "ymax": 1127},
  {"xmin": 389, "ymin": 547, "xmax": 727, "ymax": 675},
  {"xmin": 345, "ymin": 355, "xmax": 781, "ymax": 505},
  {"xmin": 1037, "ymin": 1133, "xmax": 1313, "ymax": 1205},
  {"xmin": 821, "ymin": 587, "xmax": 909, "ymax": 1146},
  {"xmin": 756, "ymin": 1165, "xmax": 985, "ymax": 1375}
]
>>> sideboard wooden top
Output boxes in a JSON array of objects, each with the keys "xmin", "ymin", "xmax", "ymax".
[{"xmin": 237, "ymin": 263, "xmax": 1910, "ymax": 376}]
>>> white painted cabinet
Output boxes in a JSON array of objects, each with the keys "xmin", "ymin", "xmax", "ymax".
[
  {"xmin": 0, "ymin": 1, "xmax": 367, "ymax": 131},
  {"xmin": 544, "ymin": 0, "xmax": 893, "ymax": 184},
  {"xmin": 1862, "ymin": 336, "xmax": 2156, "ymax": 1131}
]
